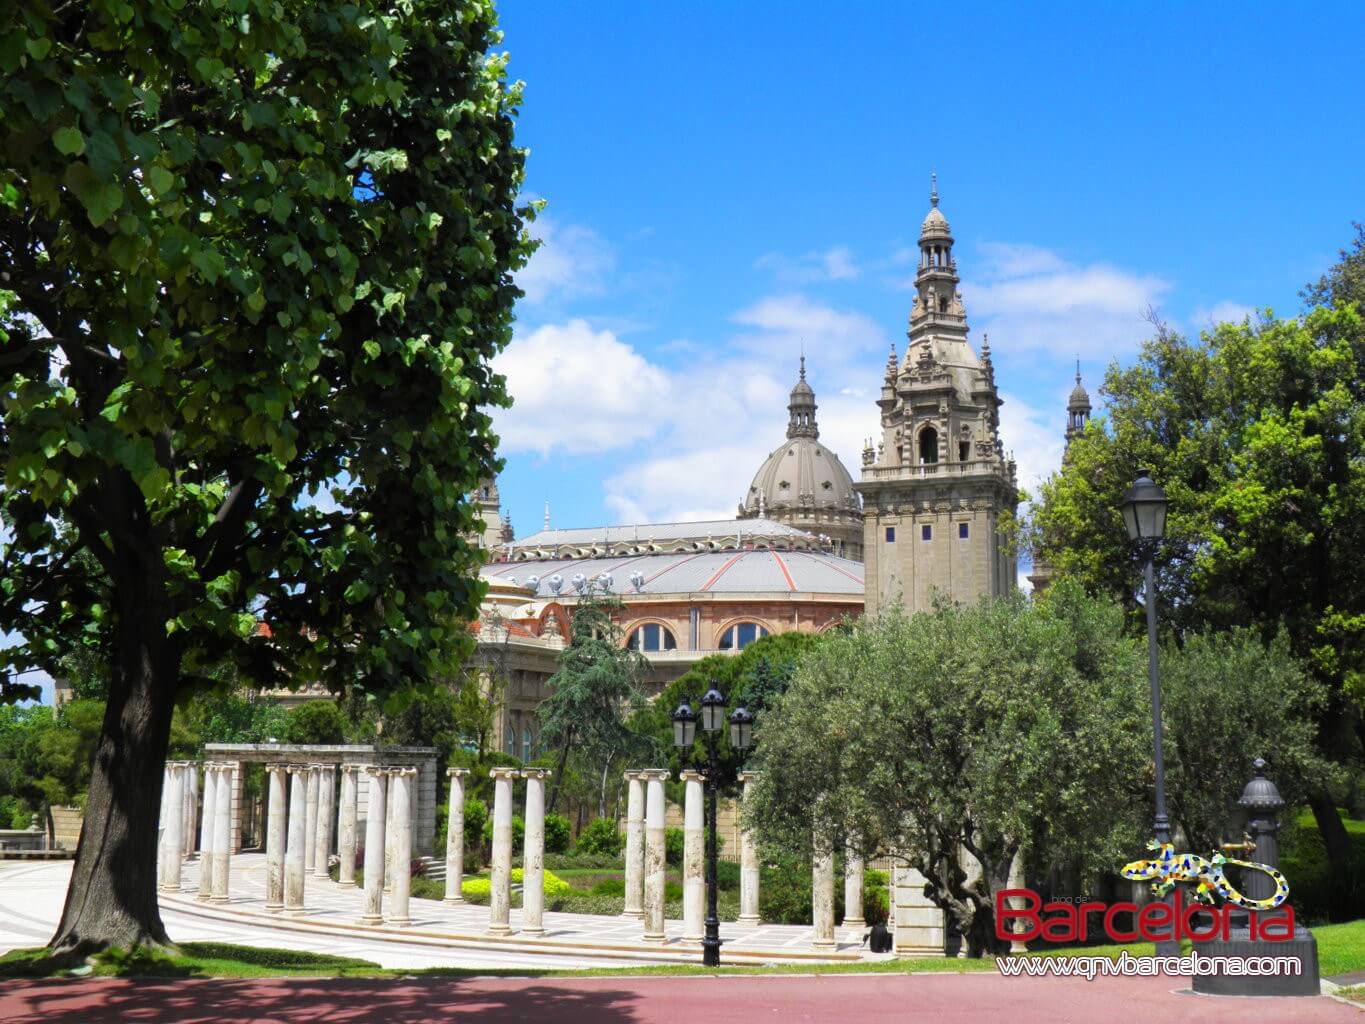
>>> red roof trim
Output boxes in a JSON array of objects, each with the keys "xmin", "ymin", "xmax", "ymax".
[
  {"xmin": 770, "ymin": 551, "xmax": 798, "ymax": 593},
  {"xmin": 699, "ymin": 552, "xmax": 747, "ymax": 593}
]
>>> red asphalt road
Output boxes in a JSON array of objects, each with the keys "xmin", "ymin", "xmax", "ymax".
[{"xmin": 0, "ymin": 973, "xmax": 1357, "ymax": 1023}]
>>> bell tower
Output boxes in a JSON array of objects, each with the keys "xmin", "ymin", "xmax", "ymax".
[{"xmin": 855, "ymin": 178, "xmax": 1019, "ymax": 615}]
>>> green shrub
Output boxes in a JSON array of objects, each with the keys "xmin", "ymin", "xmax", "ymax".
[
  {"xmin": 664, "ymin": 826, "xmax": 684, "ymax": 866},
  {"xmin": 760, "ymin": 854, "xmax": 812, "ymax": 925},
  {"xmin": 545, "ymin": 851, "xmax": 621, "ymax": 870},
  {"xmin": 480, "ymin": 811, "xmax": 522, "ymax": 851},
  {"xmin": 862, "ymin": 868, "xmax": 890, "ymax": 926},
  {"xmin": 576, "ymin": 817, "xmax": 624, "ymax": 858},
  {"xmin": 464, "ymin": 797, "xmax": 489, "ymax": 856},
  {"xmin": 715, "ymin": 859, "xmax": 740, "ymax": 890},
  {"xmin": 544, "ymin": 813, "xmax": 572, "ymax": 854},
  {"xmin": 591, "ymin": 877, "xmax": 625, "ymax": 896},
  {"xmin": 460, "ymin": 867, "xmax": 570, "ymax": 903}
]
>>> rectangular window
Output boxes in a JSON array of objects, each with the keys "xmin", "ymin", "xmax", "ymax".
[
  {"xmin": 921, "ymin": 525, "xmax": 932, "ymax": 541},
  {"xmin": 958, "ymin": 522, "xmax": 970, "ymax": 539},
  {"xmin": 885, "ymin": 527, "xmax": 896, "ymax": 543}
]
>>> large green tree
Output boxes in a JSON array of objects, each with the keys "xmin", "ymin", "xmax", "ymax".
[
  {"xmin": 1030, "ymin": 303, "xmax": 1365, "ymax": 879},
  {"xmin": 0, "ymin": 0, "xmax": 532, "ymax": 956}
]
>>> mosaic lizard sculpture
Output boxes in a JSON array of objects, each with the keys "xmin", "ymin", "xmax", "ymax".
[{"xmin": 1120, "ymin": 840, "xmax": 1289, "ymax": 911}]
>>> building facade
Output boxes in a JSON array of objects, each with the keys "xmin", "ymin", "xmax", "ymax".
[{"xmin": 856, "ymin": 180, "xmax": 1019, "ymax": 615}]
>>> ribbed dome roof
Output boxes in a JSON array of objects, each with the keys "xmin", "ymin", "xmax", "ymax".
[
  {"xmin": 921, "ymin": 205, "xmax": 950, "ymax": 235},
  {"xmin": 1068, "ymin": 366, "xmax": 1091, "ymax": 408},
  {"xmin": 743, "ymin": 435, "xmax": 859, "ymax": 515}
]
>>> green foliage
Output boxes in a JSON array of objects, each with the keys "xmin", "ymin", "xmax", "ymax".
[
  {"xmin": 664, "ymin": 826, "xmax": 685, "ymax": 866},
  {"xmin": 862, "ymin": 868, "xmax": 890, "ymax": 927},
  {"xmin": 543, "ymin": 813, "xmax": 571, "ymax": 854},
  {"xmin": 281, "ymin": 701, "xmax": 350, "ymax": 746},
  {"xmin": 482, "ymin": 812, "xmax": 524, "ymax": 851},
  {"xmin": 1280, "ymin": 807, "xmax": 1365, "ymax": 925},
  {"xmin": 1303, "ymin": 222, "xmax": 1365, "ymax": 314},
  {"xmin": 575, "ymin": 817, "xmax": 624, "ymax": 858},
  {"xmin": 759, "ymin": 854, "xmax": 813, "ymax": 925},
  {"xmin": 538, "ymin": 592, "xmax": 650, "ymax": 811},
  {"xmin": 462, "ymin": 796, "xmax": 489, "ymax": 861},
  {"xmin": 458, "ymin": 868, "xmax": 571, "ymax": 904}
]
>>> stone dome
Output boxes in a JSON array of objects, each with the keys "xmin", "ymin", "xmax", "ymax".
[
  {"xmin": 743, "ymin": 435, "xmax": 859, "ymax": 516},
  {"xmin": 740, "ymin": 359, "xmax": 859, "ymax": 517}
]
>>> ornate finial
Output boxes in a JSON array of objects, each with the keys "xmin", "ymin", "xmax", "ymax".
[
  {"xmin": 981, "ymin": 333, "xmax": 991, "ymax": 360},
  {"xmin": 1076, "ymin": 356, "xmax": 1082, "ymax": 385},
  {"xmin": 930, "ymin": 170, "xmax": 938, "ymax": 208},
  {"xmin": 543, "ymin": 500, "xmax": 550, "ymax": 531},
  {"xmin": 799, "ymin": 352, "xmax": 806, "ymax": 381}
]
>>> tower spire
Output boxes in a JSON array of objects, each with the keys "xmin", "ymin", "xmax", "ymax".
[{"xmin": 930, "ymin": 170, "xmax": 938, "ymax": 208}]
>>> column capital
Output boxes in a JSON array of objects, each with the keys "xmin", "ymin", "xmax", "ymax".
[
  {"xmin": 340, "ymin": 763, "xmax": 365, "ymax": 775},
  {"xmin": 638, "ymin": 768, "xmax": 671, "ymax": 783},
  {"xmin": 519, "ymin": 768, "xmax": 552, "ymax": 781},
  {"xmin": 286, "ymin": 764, "xmax": 310, "ymax": 775},
  {"xmin": 623, "ymin": 769, "xmax": 644, "ymax": 782},
  {"xmin": 679, "ymin": 769, "xmax": 704, "ymax": 784},
  {"xmin": 737, "ymin": 770, "xmax": 762, "ymax": 784},
  {"xmin": 488, "ymin": 766, "xmax": 520, "ymax": 780},
  {"xmin": 447, "ymin": 767, "xmax": 471, "ymax": 778}
]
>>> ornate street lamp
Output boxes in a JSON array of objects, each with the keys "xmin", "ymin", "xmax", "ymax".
[
  {"xmin": 672, "ymin": 684, "xmax": 754, "ymax": 967},
  {"xmin": 1119, "ymin": 468, "xmax": 1177, "ymax": 955}
]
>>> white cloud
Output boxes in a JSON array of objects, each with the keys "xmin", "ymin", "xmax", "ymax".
[
  {"xmin": 492, "ymin": 320, "xmax": 671, "ymax": 455},
  {"xmin": 756, "ymin": 246, "xmax": 861, "ymax": 284},
  {"xmin": 956, "ymin": 243, "xmax": 1171, "ymax": 360},
  {"xmin": 1190, "ymin": 301, "xmax": 1255, "ymax": 331},
  {"xmin": 730, "ymin": 293, "xmax": 887, "ymax": 360},
  {"xmin": 515, "ymin": 216, "xmax": 616, "ymax": 305},
  {"xmin": 997, "ymin": 390, "xmax": 1067, "ymax": 499}
]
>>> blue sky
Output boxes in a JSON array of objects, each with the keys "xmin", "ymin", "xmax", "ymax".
[{"xmin": 490, "ymin": 0, "xmax": 1364, "ymax": 537}]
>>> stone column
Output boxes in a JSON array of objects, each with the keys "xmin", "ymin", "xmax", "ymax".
[
  {"xmin": 842, "ymin": 839, "xmax": 866, "ymax": 930},
  {"xmin": 183, "ymin": 763, "xmax": 199, "ymax": 859},
  {"xmin": 487, "ymin": 766, "xmax": 517, "ymax": 936},
  {"xmin": 210, "ymin": 763, "xmax": 232, "ymax": 903},
  {"xmin": 737, "ymin": 771, "xmax": 761, "ymax": 926},
  {"xmin": 641, "ymin": 769, "xmax": 669, "ymax": 943},
  {"xmin": 361, "ymin": 766, "xmax": 387, "ymax": 925},
  {"xmin": 384, "ymin": 766, "xmax": 397, "ymax": 893},
  {"xmin": 444, "ymin": 768, "xmax": 469, "ymax": 904},
  {"xmin": 159, "ymin": 763, "xmax": 185, "ymax": 892},
  {"xmin": 304, "ymin": 765, "xmax": 320, "ymax": 873},
  {"xmin": 285, "ymin": 766, "xmax": 308, "ymax": 914},
  {"xmin": 681, "ymin": 769, "xmax": 705, "ymax": 943},
  {"xmin": 386, "ymin": 768, "xmax": 414, "ymax": 926},
  {"xmin": 264, "ymin": 765, "xmax": 288, "ymax": 912},
  {"xmin": 313, "ymin": 766, "xmax": 335, "ymax": 880},
  {"xmin": 811, "ymin": 833, "xmax": 836, "ymax": 950},
  {"xmin": 520, "ymin": 768, "xmax": 551, "ymax": 936},
  {"xmin": 1008, "ymin": 847, "xmax": 1029, "ymax": 954},
  {"xmin": 197, "ymin": 765, "xmax": 218, "ymax": 901},
  {"xmin": 156, "ymin": 763, "xmax": 171, "ymax": 885},
  {"xmin": 621, "ymin": 770, "xmax": 645, "ymax": 919},
  {"xmin": 337, "ymin": 765, "xmax": 361, "ymax": 889}
]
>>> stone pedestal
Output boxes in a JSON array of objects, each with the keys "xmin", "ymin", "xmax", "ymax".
[
  {"xmin": 892, "ymin": 855, "xmax": 945, "ymax": 954},
  {"xmin": 284, "ymin": 766, "xmax": 308, "ymax": 914},
  {"xmin": 737, "ymin": 771, "xmax": 761, "ymax": 926},
  {"xmin": 159, "ymin": 764, "xmax": 185, "ymax": 892},
  {"xmin": 1193, "ymin": 926, "xmax": 1320, "ymax": 996},
  {"xmin": 811, "ymin": 835, "xmax": 836, "ymax": 950},
  {"xmin": 264, "ymin": 765, "xmax": 288, "ymax": 912},
  {"xmin": 622, "ymin": 770, "xmax": 645, "ymax": 919},
  {"xmin": 681, "ymin": 769, "xmax": 705, "ymax": 943},
  {"xmin": 183, "ymin": 763, "xmax": 199, "ymax": 859},
  {"xmin": 842, "ymin": 841, "xmax": 865, "ymax": 930},
  {"xmin": 361, "ymin": 766, "xmax": 387, "ymax": 925},
  {"xmin": 386, "ymin": 768, "xmax": 414, "ymax": 926},
  {"xmin": 521, "ymin": 768, "xmax": 551, "ymax": 936},
  {"xmin": 337, "ymin": 765, "xmax": 360, "ymax": 888},
  {"xmin": 303, "ymin": 766, "xmax": 320, "ymax": 874},
  {"xmin": 444, "ymin": 768, "xmax": 469, "ymax": 904},
  {"xmin": 314, "ymin": 766, "xmax": 335, "ymax": 880},
  {"xmin": 197, "ymin": 765, "xmax": 218, "ymax": 901},
  {"xmin": 487, "ymin": 766, "xmax": 518, "ymax": 936},
  {"xmin": 210, "ymin": 764, "xmax": 232, "ymax": 903},
  {"xmin": 641, "ymin": 769, "xmax": 669, "ymax": 943}
]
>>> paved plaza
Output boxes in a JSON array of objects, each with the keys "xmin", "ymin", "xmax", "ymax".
[{"xmin": 0, "ymin": 859, "xmax": 874, "ymax": 970}]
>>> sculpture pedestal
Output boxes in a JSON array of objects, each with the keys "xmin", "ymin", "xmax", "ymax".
[{"xmin": 1191, "ymin": 925, "xmax": 1319, "ymax": 997}]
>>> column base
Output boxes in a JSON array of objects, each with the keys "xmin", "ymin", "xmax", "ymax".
[
  {"xmin": 312, "ymin": 872, "xmax": 330, "ymax": 881},
  {"xmin": 196, "ymin": 892, "xmax": 213, "ymax": 902},
  {"xmin": 386, "ymin": 916, "xmax": 412, "ymax": 927},
  {"xmin": 810, "ymin": 939, "xmax": 838, "ymax": 952},
  {"xmin": 620, "ymin": 908, "xmax": 644, "ymax": 920},
  {"xmin": 264, "ymin": 903, "xmax": 284, "ymax": 914},
  {"xmin": 486, "ymin": 924, "xmax": 513, "ymax": 937},
  {"xmin": 338, "ymin": 880, "xmax": 358, "ymax": 889},
  {"xmin": 642, "ymin": 933, "xmax": 667, "ymax": 944},
  {"xmin": 842, "ymin": 917, "xmax": 866, "ymax": 929},
  {"xmin": 360, "ymin": 915, "xmax": 385, "ymax": 926},
  {"xmin": 736, "ymin": 914, "xmax": 761, "ymax": 927},
  {"xmin": 521, "ymin": 926, "xmax": 545, "ymax": 937},
  {"xmin": 284, "ymin": 907, "xmax": 309, "ymax": 917},
  {"xmin": 1009, "ymin": 941, "xmax": 1029, "ymax": 954},
  {"xmin": 209, "ymin": 895, "xmax": 230, "ymax": 905},
  {"xmin": 443, "ymin": 896, "xmax": 466, "ymax": 906}
]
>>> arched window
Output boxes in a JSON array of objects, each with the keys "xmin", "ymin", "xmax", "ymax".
[
  {"xmin": 718, "ymin": 622, "xmax": 769, "ymax": 651},
  {"xmin": 628, "ymin": 623, "xmax": 677, "ymax": 652},
  {"xmin": 919, "ymin": 426, "xmax": 939, "ymax": 464}
]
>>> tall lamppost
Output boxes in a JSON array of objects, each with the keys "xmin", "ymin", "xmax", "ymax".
[
  {"xmin": 1118, "ymin": 468, "xmax": 1177, "ymax": 955},
  {"xmin": 673, "ymin": 686, "xmax": 754, "ymax": 967}
]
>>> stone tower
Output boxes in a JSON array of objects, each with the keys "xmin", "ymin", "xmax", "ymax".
[
  {"xmin": 471, "ymin": 476, "xmax": 513, "ymax": 556},
  {"xmin": 1028, "ymin": 363, "xmax": 1091, "ymax": 593},
  {"xmin": 855, "ymin": 178, "xmax": 1018, "ymax": 615},
  {"xmin": 737, "ymin": 358, "xmax": 864, "ymax": 560}
]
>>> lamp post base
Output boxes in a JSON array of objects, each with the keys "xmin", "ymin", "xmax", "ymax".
[{"xmin": 1192, "ymin": 926, "xmax": 1319, "ymax": 996}]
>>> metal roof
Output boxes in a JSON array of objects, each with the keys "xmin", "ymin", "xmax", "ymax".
[
  {"xmin": 512, "ymin": 518, "xmax": 815, "ymax": 550},
  {"xmin": 480, "ymin": 548, "xmax": 864, "ymax": 598}
]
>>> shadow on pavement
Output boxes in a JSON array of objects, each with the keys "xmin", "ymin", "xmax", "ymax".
[{"xmin": 0, "ymin": 976, "xmax": 646, "ymax": 1024}]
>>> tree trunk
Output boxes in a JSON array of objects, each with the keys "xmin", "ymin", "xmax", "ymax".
[
  {"xmin": 1307, "ymin": 789, "xmax": 1352, "ymax": 918},
  {"xmin": 546, "ymin": 739, "xmax": 572, "ymax": 814},
  {"xmin": 48, "ymin": 605, "xmax": 180, "ymax": 958}
]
